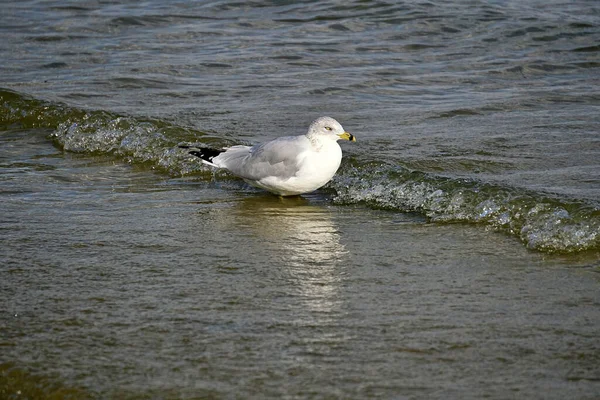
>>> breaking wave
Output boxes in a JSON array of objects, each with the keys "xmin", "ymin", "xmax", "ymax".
[{"xmin": 2, "ymin": 89, "xmax": 599, "ymax": 253}]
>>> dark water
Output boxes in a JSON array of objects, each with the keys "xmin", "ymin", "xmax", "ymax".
[{"xmin": 1, "ymin": 1, "xmax": 600, "ymax": 398}]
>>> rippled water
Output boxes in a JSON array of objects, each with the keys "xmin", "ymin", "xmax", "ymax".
[{"xmin": 1, "ymin": 1, "xmax": 600, "ymax": 398}]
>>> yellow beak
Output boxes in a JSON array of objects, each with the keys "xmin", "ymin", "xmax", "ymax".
[{"xmin": 338, "ymin": 132, "xmax": 356, "ymax": 142}]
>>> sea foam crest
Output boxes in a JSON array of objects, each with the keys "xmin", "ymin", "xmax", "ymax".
[
  {"xmin": 50, "ymin": 114, "xmax": 203, "ymax": 175},
  {"xmin": 331, "ymin": 163, "xmax": 600, "ymax": 253}
]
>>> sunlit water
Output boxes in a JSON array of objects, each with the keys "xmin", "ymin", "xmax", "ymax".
[{"xmin": 1, "ymin": 1, "xmax": 600, "ymax": 398}]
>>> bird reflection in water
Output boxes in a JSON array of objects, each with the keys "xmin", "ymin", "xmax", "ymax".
[{"xmin": 230, "ymin": 195, "xmax": 347, "ymax": 313}]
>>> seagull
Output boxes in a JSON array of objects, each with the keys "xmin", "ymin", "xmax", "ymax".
[{"xmin": 183, "ymin": 116, "xmax": 355, "ymax": 196}]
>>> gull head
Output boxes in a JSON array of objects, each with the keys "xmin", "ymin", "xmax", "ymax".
[{"xmin": 307, "ymin": 116, "xmax": 356, "ymax": 142}]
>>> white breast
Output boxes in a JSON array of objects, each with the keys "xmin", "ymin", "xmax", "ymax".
[{"xmin": 277, "ymin": 140, "xmax": 342, "ymax": 195}]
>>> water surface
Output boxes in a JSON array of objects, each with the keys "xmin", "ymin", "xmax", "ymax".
[{"xmin": 1, "ymin": 0, "xmax": 600, "ymax": 398}]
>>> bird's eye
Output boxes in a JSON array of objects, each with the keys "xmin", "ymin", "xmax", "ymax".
[{"xmin": 324, "ymin": 126, "xmax": 332, "ymax": 131}]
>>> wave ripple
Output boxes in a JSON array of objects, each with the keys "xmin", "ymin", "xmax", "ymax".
[{"xmin": 332, "ymin": 163, "xmax": 599, "ymax": 253}]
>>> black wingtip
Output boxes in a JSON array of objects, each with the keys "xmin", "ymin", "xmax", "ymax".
[{"xmin": 181, "ymin": 146, "xmax": 223, "ymax": 163}]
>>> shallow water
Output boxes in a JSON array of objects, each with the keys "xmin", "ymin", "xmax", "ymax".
[{"xmin": 1, "ymin": 0, "xmax": 600, "ymax": 398}]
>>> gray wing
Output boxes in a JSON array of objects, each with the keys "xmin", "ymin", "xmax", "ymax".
[{"xmin": 219, "ymin": 136, "xmax": 309, "ymax": 181}]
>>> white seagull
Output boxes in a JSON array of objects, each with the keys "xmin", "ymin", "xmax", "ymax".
[{"xmin": 184, "ymin": 116, "xmax": 355, "ymax": 196}]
